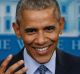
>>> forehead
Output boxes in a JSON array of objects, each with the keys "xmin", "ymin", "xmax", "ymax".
[
  {"xmin": 20, "ymin": 8, "xmax": 59, "ymax": 28},
  {"xmin": 21, "ymin": 8, "xmax": 57, "ymax": 21}
]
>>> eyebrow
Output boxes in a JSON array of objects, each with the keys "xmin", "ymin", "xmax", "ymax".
[
  {"xmin": 43, "ymin": 25, "xmax": 56, "ymax": 29},
  {"xmin": 24, "ymin": 27, "xmax": 37, "ymax": 32}
]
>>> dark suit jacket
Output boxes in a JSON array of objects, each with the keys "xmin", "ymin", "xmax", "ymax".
[{"xmin": 1, "ymin": 48, "xmax": 80, "ymax": 74}]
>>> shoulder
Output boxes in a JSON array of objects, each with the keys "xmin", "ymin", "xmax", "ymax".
[
  {"xmin": 58, "ymin": 49, "xmax": 80, "ymax": 61},
  {"xmin": 57, "ymin": 49, "xmax": 80, "ymax": 66}
]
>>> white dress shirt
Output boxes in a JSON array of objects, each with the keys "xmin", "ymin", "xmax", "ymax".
[{"xmin": 24, "ymin": 48, "xmax": 56, "ymax": 74}]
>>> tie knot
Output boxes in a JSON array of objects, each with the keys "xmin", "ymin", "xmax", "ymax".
[{"xmin": 38, "ymin": 65, "xmax": 48, "ymax": 74}]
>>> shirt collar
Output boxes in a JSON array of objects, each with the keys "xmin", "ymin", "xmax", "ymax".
[
  {"xmin": 24, "ymin": 48, "xmax": 56, "ymax": 74},
  {"xmin": 44, "ymin": 51, "xmax": 56, "ymax": 74},
  {"xmin": 24, "ymin": 48, "xmax": 40, "ymax": 74}
]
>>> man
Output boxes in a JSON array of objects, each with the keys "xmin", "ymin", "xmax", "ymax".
[{"xmin": 0, "ymin": 0, "xmax": 80, "ymax": 74}]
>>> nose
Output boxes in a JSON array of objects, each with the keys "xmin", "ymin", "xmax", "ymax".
[{"xmin": 36, "ymin": 31, "xmax": 46, "ymax": 45}]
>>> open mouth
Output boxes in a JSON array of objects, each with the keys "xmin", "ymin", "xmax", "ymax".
[
  {"xmin": 32, "ymin": 44, "xmax": 52, "ymax": 55},
  {"xmin": 36, "ymin": 47, "xmax": 48, "ymax": 52},
  {"xmin": 35, "ymin": 47, "xmax": 49, "ymax": 55}
]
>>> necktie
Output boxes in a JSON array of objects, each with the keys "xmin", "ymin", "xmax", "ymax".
[{"xmin": 38, "ymin": 65, "xmax": 48, "ymax": 74}]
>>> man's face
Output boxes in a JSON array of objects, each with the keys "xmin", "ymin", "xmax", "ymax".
[{"xmin": 13, "ymin": 8, "xmax": 64, "ymax": 64}]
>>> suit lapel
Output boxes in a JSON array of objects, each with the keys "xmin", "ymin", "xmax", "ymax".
[
  {"xmin": 55, "ymin": 49, "xmax": 78, "ymax": 74},
  {"xmin": 55, "ymin": 49, "xmax": 69, "ymax": 74},
  {"xmin": 8, "ymin": 48, "xmax": 26, "ymax": 74},
  {"xmin": 15, "ymin": 48, "xmax": 26, "ymax": 74}
]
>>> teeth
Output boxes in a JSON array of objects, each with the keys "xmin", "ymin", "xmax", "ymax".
[{"xmin": 36, "ymin": 47, "xmax": 48, "ymax": 51}]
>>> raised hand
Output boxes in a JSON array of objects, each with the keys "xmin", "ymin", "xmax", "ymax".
[{"xmin": 0, "ymin": 55, "xmax": 27, "ymax": 74}]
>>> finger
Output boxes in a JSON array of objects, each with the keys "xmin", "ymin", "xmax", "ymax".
[
  {"xmin": 5, "ymin": 60, "xmax": 24, "ymax": 74},
  {"xmin": 14, "ymin": 67, "xmax": 27, "ymax": 74},
  {"xmin": 0, "ymin": 55, "xmax": 13, "ymax": 72}
]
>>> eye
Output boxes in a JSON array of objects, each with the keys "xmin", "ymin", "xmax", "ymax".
[
  {"xmin": 24, "ymin": 28, "xmax": 37, "ymax": 35},
  {"xmin": 44, "ymin": 26, "xmax": 56, "ymax": 33}
]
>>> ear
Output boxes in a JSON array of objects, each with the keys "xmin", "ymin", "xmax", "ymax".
[
  {"xmin": 12, "ymin": 22, "xmax": 21, "ymax": 38},
  {"xmin": 59, "ymin": 17, "xmax": 65, "ymax": 34}
]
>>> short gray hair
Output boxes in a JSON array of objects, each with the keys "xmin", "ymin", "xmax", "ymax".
[{"xmin": 16, "ymin": 0, "xmax": 61, "ymax": 25}]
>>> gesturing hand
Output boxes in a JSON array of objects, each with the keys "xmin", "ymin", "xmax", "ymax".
[{"xmin": 0, "ymin": 55, "xmax": 27, "ymax": 74}]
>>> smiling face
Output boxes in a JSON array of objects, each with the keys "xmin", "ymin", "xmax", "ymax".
[{"xmin": 13, "ymin": 8, "xmax": 64, "ymax": 64}]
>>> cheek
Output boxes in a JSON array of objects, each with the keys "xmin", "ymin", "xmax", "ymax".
[
  {"xmin": 22, "ymin": 35, "xmax": 36, "ymax": 44},
  {"xmin": 48, "ymin": 32, "xmax": 59, "ymax": 41}
]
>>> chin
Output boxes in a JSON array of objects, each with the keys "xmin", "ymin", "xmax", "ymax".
[
  {"xmin": 35, "ymin": 56, "xmax": 52, "ymax": 64},
  {"xmin": 37, "ymin": 59, "xmax": 50, "ymax": 64}
]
